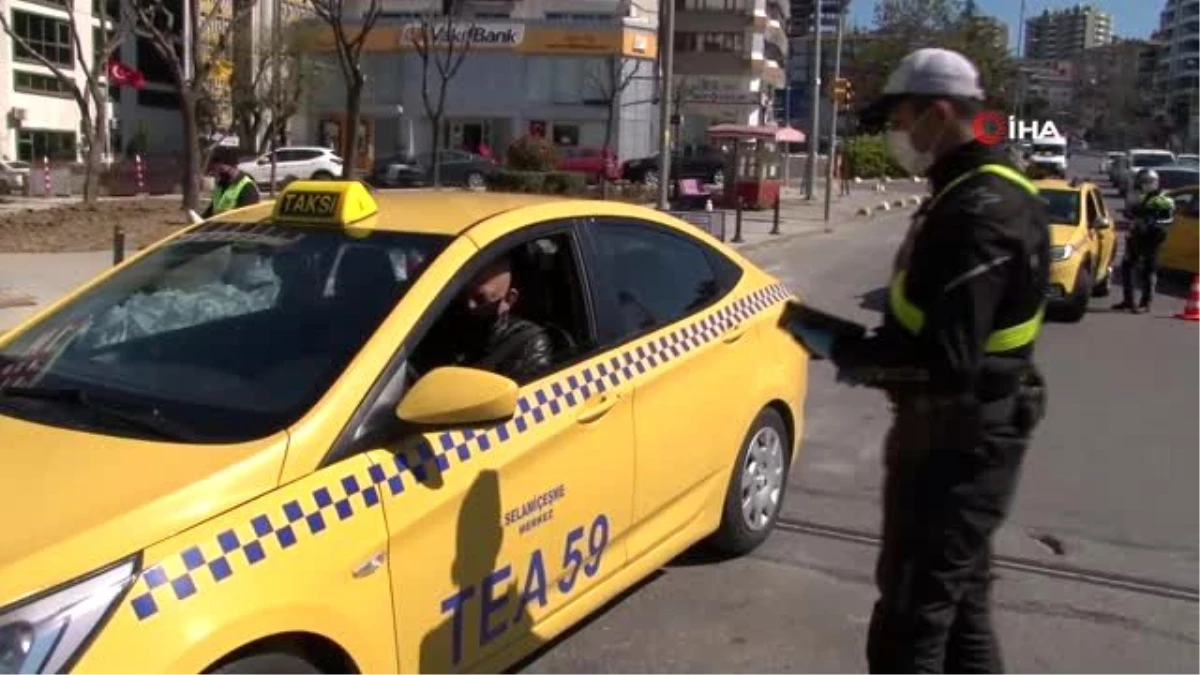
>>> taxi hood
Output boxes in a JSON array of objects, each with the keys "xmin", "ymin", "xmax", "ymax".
[
  {"xmin": 0, "ymin": 414, "xmax": 286, "ymax": 608},
  {"xmin": 1050, "ymin": 223, "xmax": 1084, "ymax": 248}
]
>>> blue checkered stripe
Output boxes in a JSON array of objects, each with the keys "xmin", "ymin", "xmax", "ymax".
[{"xmin": 126, "ymin": 282, "xmax": 790, "ymax": 622}]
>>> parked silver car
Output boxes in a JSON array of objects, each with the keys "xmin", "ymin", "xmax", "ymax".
[{"xmin": 0, "ymin": 159, "xmax": 30, "ymax": 195}]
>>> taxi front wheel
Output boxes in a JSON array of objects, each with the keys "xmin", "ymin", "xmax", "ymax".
[
  {"xmin": 212, "ymin": 652, "xmax": 322, "ymax": 674},
  {"xmin": 707, "ymin": 407, "xmax": 792, "ymax": 556}
]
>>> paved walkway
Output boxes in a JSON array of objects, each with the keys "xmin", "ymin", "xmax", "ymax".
[
  {"xmin": 0, "ymin": 251, "xmax": 111, "ymax": 331},
  {"xmin": 0, "ymin": 182, "xmax": 928, "ymax": 332}
]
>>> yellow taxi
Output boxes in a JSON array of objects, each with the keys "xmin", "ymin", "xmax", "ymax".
[
  {"xmin": 1035, "ymin": 178, "xmax": 1118, "ymax": 322},
  {"xmin": 0, "ymin": 181, "xmax": 808, "ymax": 673},
  {"xmin": 1159, "ymin": 185, "xmax": 1200, "ymax": 275}
]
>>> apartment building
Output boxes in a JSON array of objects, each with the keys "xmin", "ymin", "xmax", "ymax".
[
  {"xmin": 1152, "ymin": 0, "xmax": 1199, "ymax": 148},
  {"xmin": 295, "ymin": 0, "xmax": 662, "ymax": 169},
  {"xmin": 779, "ymin": 0, "xmax": 838, "ymax": 132},
  {"xmin": 0, "ymin": 0, "xmax": 119, "ymax": 161},
  {"xmin": 1024, "ymin": 4, "xmax": 1112, "ymax": 61},
  {"xmin": 0, "ymin": 0, "xmax": 258, "ymax": 161},
  {"xmin": 671, "ymin": 0, "xmax": 789, "ymax": 146}
]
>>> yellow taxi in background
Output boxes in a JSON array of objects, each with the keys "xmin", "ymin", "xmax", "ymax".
[
  {"xmin": 1035, "ymin": 178, "xmax": 1118, "ymax": 322},
  {"xmin": 1159, "ymin": 185, "xmax": 1200, "ymax": 275},
  {"xmin": 0, "ymin": 181, "xmax": 808, "ymax": 673}
]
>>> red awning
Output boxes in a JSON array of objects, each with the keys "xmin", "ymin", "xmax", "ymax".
[
  {"xmin": 776, "ymin": 126, "xmax": 805, "ymax": 143},
  {"xmin": 706, "ymin": 124, "xmax": 806, "ymax": 143}
]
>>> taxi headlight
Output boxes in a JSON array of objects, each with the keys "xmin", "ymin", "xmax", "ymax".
[
  {"xmin": 0, "ymin": 558, "xmax": 137, "ymax": 674},
  {"xmin": 1050, "ymin": 244, "xmax": 1074, "ymax": 261}
]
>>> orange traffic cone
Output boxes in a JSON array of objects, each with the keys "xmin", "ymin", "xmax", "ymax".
[{"xmin": 1175, "ymin": 274, "xmax": 1200, "ymax": 321}]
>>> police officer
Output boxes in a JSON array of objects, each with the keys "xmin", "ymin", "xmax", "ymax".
[
  {"xmin": 1114, "ymin": 169, "xmax": 1175, "ymax": 313},
  {"xmin": 791, "ymin": 48, "xmax": 1050, "ymax": 673},
  {"xmin": 201, "ymin": 162, "xmax": 260, "ymax": 219}
]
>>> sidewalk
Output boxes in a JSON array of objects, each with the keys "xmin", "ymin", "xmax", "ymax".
[
  {"xmin": 722, "ymin": 180, "xmax": 926, "ymax": 251},
  {"xmin": 0, "ymin": 182, "xmax": 927, "ymax": 332},
  {"xmin": 0, "ymin": 251, "xmax": 111, "ymax": 331}
]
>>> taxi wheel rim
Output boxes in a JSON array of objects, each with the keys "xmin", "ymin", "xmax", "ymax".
[
  {"xmin": 740, "ymin": 426, "xmax": 784, "ymax": 531},
  {"xmin": 468, "ymin": 172, "xmax": 484, "ymax": 189}
]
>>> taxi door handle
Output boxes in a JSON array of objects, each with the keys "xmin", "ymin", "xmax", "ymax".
[
  {"xmin": 577, "ymin": 392, "xmax": 621, "ymax": 424},
  {"xmin": 722, "ymin": 324, "xmax": 748, "ymax": 344}
]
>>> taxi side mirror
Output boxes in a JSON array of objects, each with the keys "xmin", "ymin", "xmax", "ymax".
[
  {"xmin": 1094, "ymin": 215, "xmax": 1111, "ymax": 230},
  {"xmin": 396, "ymin": 366, "xmax": 518, "ymax": 426}
]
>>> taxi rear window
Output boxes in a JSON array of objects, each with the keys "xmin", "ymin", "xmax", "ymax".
[{"xmin": 0, "ymin": 222, "xmax": 451, "ymax": 443}]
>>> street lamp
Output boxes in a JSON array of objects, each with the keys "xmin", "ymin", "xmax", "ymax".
[{"xmin": 656, "ymin": 0, "xmax": 676, "ymax": 210}]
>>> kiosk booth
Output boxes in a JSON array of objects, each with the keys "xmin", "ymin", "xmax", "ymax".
[{"xmin": 706, "ymin": 124, "xmax": 804, "ymax": 209}]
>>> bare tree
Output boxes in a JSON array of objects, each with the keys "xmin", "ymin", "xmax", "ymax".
[
  {"xmin": 0, "ymin": 0, "xmax": 125, "ymax": 204},
  {"xmin": 587, "ymin": 56, "xmax": 642, "ymax": 197},
  {"xmin": 124, "ymin": 0, "xmax": 248, "ymax": 211},
  {"xmin": 308, "ymin": 0, "xmax": 383, "ymax": 179},
  {"xmin": 232, "ymin": 32, "xmax": 306, "ymax": 155},
  {"xmin": 411, "ymin": 1, "xmax": 474, "ymax": 187}
]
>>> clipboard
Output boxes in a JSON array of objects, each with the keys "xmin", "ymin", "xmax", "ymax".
[{"xmin": 783, "ymin": 299, "xmax": 868, "ymax": 342}]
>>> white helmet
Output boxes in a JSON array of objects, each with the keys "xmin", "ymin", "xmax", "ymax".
[{"xmin": 1135, "ymin": 169, "xmax": 1159, "ymax": 192}]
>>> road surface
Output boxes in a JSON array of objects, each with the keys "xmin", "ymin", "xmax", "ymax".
[{"xmin": 521, "ymin": 152, "xmax": 1199, "ymax": 672}]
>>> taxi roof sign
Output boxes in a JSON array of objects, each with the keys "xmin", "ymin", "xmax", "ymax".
[{"xmin": 273, "ymin": 180, "xmax": 378, "ymax": 226}]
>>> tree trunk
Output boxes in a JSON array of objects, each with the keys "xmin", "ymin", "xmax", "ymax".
[
  {"xmin": 602, "ymin": 99, "xmax": 616, "ymax": 200},
  {"xmin": 82, "ymin": 112, "xmax": 102, "ymax": 206},
  {"xmin": 180, "ymin": 93, "xmax": 202, "ymax": 211},
  {"xmin": 430, "ymin": 117, "xmax": 443, "ymax": 188},
  {"xmin": 343, "ymin": 75, "xmax": 364, "ymax": 179}
]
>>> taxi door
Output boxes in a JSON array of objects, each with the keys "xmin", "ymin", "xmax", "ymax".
[
  {"xmin": 1086, "ymin": 186, "xmax": 1117, "ymax": 272},
  {"xmin": 582, "ymin": 216, "xmax": 759, "ymax": 563},
  {"xmin": 361, "ymin": 223, "xmax": 634, "ymax": 672},
  {"xmin": 1161, "ymin": 187, "xmax": 1200, "ymax": 273}
]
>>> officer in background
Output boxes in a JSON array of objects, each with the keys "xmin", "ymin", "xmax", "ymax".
[
  {"xmin": 201, "ymin": 162, "xmax": 260, "ymax": 219},
  {"xmin": 791, "ymin": 48, "xmax": 1050, "ymax": 673},
  {"xmin": 1114, "ymin": 168, "xmax": 1175, "ymax": 313}
]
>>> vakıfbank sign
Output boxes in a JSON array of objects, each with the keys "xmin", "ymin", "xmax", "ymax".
[{"xmin": 399, "ymin": 22, "xmax": 525, "ymax": 48}]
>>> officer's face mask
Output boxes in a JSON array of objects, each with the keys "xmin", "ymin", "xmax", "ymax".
[{"xmin": 886, "ymin": 105, "xmax": 947, "ymax": 176}]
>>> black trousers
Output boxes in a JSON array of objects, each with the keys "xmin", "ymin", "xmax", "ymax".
[
  {"xmin": 1120, "ymin": 227, "xmax": 1168, "ymax": 306},
  {"xmin": 866, "ymin": 388, "xmax": 1042, "ymax": 673}
]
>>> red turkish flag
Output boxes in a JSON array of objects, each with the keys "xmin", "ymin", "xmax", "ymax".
[{"xmin": 108, "ymin": 59, "xmax": 145, "ymax": 89}]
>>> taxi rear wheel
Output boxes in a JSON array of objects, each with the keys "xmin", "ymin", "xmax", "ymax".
[
  {"xmin": 213, "ymin": 652, "xmax": 322, "ymax": 674},
  {"xmin": 708, "ymin": 407, "xmax": 791, "ymax": 556}
]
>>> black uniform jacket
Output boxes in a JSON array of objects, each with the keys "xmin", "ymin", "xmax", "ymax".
[{"xmin": 831, "ymin": 141, "xmax": 1051, "ymax": 401}]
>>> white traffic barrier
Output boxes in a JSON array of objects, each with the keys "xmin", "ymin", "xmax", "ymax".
[
  {"xmin": 908, "ymin": 195, "xmax": 924, "ymax": 205},
  {"xmin": 876, "ymin": 201, "xmax": 891, "ymax": 211},
  {"xmin": 892, "ymin": 199, "xmax": 906, "ymax": 208},
  {"xmin": 856, "ymin": 206, "xmax": 873, "ymax": 217}
]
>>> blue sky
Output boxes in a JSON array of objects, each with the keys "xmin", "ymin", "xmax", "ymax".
[{"xmin": 848, "ymin": 0, "xmax": 1159, "ymax": 48}]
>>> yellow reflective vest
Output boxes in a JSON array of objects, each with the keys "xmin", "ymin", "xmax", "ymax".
[{"xmin": 887, "ymin": 164, "xmax": 1045, "ymax": 354}]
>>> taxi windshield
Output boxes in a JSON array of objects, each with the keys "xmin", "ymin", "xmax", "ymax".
[
  {"xmin": 0, "ymin": 221, "xmax": 450, "ymax": 443},
  {"xmin": 1040, "ymin": 189, "xmax": 1081, "ymax": 224}
]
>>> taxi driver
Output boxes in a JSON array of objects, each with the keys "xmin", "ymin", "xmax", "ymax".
[{"xmin": 449, "ymin": 256, "xmax": 554, "ymax": 383}]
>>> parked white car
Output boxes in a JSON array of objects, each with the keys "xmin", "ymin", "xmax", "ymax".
[
  {"xmin": 237, "ymin": 146, "xmax": 343, "ymax": 186},
  {"xmin": 0, "ymin": 159, "xmax": 30, "ymax": 194}
]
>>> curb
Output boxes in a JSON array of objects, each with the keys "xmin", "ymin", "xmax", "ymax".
[{"xmin": 731, "ymin": 225, "xmax": 828, "ymax": 252}]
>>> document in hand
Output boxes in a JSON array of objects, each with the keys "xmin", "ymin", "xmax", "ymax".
[{"xmin": 783, "ymin": 299, "xmax": 868, "ymax": 342}]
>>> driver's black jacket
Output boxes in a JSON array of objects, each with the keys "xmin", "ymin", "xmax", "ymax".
[
  {"xmin": 453, "ymin": 314, "xmax": 555, "ymax": 384},
  {"xmin": 831, "ymin": 140, "xmax": 1051, "ymax": 401}
]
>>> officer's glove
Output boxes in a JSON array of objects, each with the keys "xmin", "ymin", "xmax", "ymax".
[{"xmin": 789, "ymin": 322, "xmax": 837, "ymax": 360}]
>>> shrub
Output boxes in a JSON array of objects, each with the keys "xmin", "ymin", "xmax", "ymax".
[
  {"xmin": 484, "ymin": 169, "xmax": 545, "ymax": 193},
  {"xmin": 542, "ymin": 171, "xmax": 586, "ymax": 195},
  {"xmin": 506, "ymin": 135, "xmax": 560, "ymax": 172},
  {"xmin": 485, "ymin": 169, "xmax": 589, "ymax": 196},
  {"xmin": 842, "ymin": 134, "xmax": 909, "ymax": 179}
]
